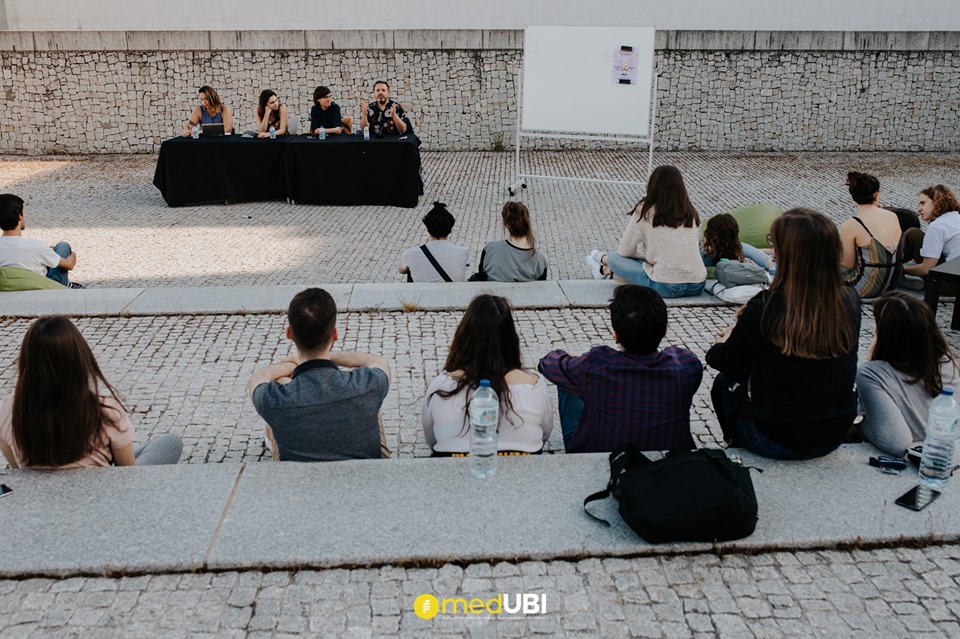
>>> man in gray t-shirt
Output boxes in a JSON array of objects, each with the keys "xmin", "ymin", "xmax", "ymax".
[
  {"xmin": 249, "ymin": 288, "xmax": 391, "ymax": 462},
  {"xmin": 399, "ymin": 201, "xmax": 469, "ymax": 282}
]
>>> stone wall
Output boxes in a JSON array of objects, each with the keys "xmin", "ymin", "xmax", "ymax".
[{"xmin": 0, "ymin": 30, "xmax": 958, "ymax": 154}]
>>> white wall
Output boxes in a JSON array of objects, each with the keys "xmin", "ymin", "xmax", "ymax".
[{"xmin": 4, "ymin": 0, "xmax": 960, "ymax": 31}]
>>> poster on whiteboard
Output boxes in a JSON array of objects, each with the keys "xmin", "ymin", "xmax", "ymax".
[{"xmin": 522, "ymin": 26, "xmax": 655, "ymax": 137}]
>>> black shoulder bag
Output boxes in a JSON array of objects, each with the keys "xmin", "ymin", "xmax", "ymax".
[{"xmin": 419, "ymin": 244, "xmax": 452, "ymax": 282}]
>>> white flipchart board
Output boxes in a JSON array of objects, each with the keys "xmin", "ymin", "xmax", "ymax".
[{"xmin": 512, "ymin": 25, "xmax": 657, "ymax": 192}]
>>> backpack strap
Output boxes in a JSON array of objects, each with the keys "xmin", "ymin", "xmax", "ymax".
[
  {"xmin": 419, "ymin": 244, "xmax": 453, "ymax": 282},
  {"xmin": 583, "ymin": 445, "xmax": 649, "ymax": 526}
]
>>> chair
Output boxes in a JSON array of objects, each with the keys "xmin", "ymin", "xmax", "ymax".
[
  {"xmin": 288, "ymin": 114, "xmax": 300, "ymax": 135},
  {"xmin": 341, "ymin": 116, "xmax": 353, "ymax": 135}
]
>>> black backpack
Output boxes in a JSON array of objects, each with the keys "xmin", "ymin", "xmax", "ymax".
[{"xmin": 583, "ymin": 445, "xmax": 759, "ymax": 544}]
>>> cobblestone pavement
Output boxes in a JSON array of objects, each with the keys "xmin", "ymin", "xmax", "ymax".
[
  {"xmin": 3, "ymin": 546, "xmax": 960, "ymax": 638},
  {"xmin": 0, "ymin": 151, "xmax": 957, "ymax": 288}
]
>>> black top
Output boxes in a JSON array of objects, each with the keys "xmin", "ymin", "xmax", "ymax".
[
  {"xmin": 310, "ymin": 102, "xmax": 343, "ymax": 133},
  {"xmin": 706, "ymin": 288, "xmax": 861, "ymax": 451}
]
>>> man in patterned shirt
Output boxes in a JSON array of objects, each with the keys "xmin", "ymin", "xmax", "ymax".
[
  {"xmin": 538, "ymin": 285, "xmax": 702, "ymax": 453},
  {"xmin": 358, "ymin": 80, "xmax": 408, "ymax": 138}
]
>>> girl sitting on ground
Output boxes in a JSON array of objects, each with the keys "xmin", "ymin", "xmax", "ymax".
[
  {"xmin": 706, "ymin": 208, "xmax": 860, "ymax": 460},
  {"xmin": 0, "ymin": 316, "xmax": 182, "ymax": 469},
  {"xmin": 903, "ymin": 184, "xmax": 960, "ymax": 278},
  {"xmin": 475, "ymin": 202, "xmax": 548, "ymax": 282},
  {"xmin": 857, "ymin": 292, "xmax": 958, "ymax": 457},
  {"xmin": 421, "ymin": 294, "xmax": 553, "ymax": 454},
  {"xmin": 840, "ymin": 171, "xmax": 903, "ymax": 298},
  {"xmin": 701, "ymin": 212, "xmax": 774, "ymax": 272},
  {"xmin": 586, "ymin": 165, "xmax": 706, "ymax": 298}
]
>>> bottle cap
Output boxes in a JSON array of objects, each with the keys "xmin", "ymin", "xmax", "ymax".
[
  {"xmin": 479, "ymin": 379, "xmax": 491, "ymax": 388},
  {"xmin": 943, "ymin": 388, "xmax": 954, "ymax": 396}
]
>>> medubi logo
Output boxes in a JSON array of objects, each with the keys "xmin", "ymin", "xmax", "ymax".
[{"xmin": 413, "ymin": 592, "xmax": 547, "ymax": 619}]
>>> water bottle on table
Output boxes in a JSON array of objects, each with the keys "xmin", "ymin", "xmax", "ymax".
[
  {"xmin": 269, "ymin": 125, "xmax": 276, "ymax": 139},
  {"xmin": 469, "ymin": 379, "xmax": 499, "ymax": 478},
  {"xmin": 363, "ymin": 125, "xmax": 370, "ymax": 141},
  {"xmin": 318, "ymin": 126, "xmax": 326, "ymax": 140},
  {"xmin": 920, "ymin": 388, "xmax": 959, "ymax": 490}
]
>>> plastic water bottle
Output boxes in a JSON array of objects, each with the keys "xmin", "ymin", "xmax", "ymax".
[
  {"xmin": 469, "ymin": 379, "xmax": 499, "ymax": 478},
  {"xmin": 363, "ymin": 125, "xmax": 370, "ymax": 141},
  {"xmin": 920, "ymin": 389, "xmax": 959, "ymax": 490},
  {"xmin": 192, "ymin": 124, "xmax": 199, "ymax": 139},
  {"xmin": 269, "ymin": 125, "xmax": 276, "ymax": 139},
  {"xmin": 318, "ymin": 126, "xmax": 326, "ymax": 140}
]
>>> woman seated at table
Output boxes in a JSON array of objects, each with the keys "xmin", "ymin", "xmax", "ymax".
[
  {"xmin": 255, "ymin": 89, "xmax": 289, "ymax": 138},
  {"xmin": 310, "ymin": 86, "xmax": 344, "ymax": 136},
  {"xmin": 181, "ymin": 85, "xmax": 233, "ymax": 136}
]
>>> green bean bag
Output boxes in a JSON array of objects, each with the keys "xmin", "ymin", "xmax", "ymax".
[
  {"xmin": 703, "ymin": 203, "xmax": 783, "ymax": 279},
  {"xmin": 0, "ymin": 266, "xmax": 67, "ymax": 291}
]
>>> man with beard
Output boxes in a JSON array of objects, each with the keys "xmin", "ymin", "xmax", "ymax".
[{"xmin": 358, "ymin": 80, "xmax": 408, "ymax": 137}]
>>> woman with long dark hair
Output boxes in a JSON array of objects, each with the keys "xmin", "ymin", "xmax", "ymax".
[
  {"xmin": 858, "ymin": 292, "xmax": 958, "ymax": 456},
  {"xmin": 421, "ymin": 294, "xmax": 553, "ymax": 454},
  {"xmin": 587, "ymin": 165, "xmax": 706, "ymax": 298},
  {"xmin": 706, "ymin": 208, "xmax": 861, "ymax": 459},
  {"xmin": 0, "ymin": 316, "xmax": 182, "ymax": 468},
  {"xmin": 476, "ymin": 202, "xmax": 548, "ymax": 281},
  {"xmin": 255, "ymin": 89, "xmax": 289, "ymax": 138}
]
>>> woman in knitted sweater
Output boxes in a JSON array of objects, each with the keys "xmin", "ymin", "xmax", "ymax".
[{"xmin": 587, "ymin": 165, "xmax": 706, "ymax": 298}]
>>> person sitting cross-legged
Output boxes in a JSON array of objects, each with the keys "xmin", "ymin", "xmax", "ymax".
[
  {"xmin": 538, "ymin": 284, "xmax": 703, "ymax": 453},
  {"xmin": 249, "ymin": 287, "xmax": 391, "ymax": 461},
  {"xmin": 0, "ymin": 193, "xmax": 82, "ymax": 289}
]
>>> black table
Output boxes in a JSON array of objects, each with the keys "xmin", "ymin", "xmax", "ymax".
[
  {"xmin": 153, "ymin": 135, "xmax": 290, "ymax": 206},
  {"xmin": 924, "ymin": 255, "xmax": 960, "ymax": 329},
  {"xmin": 285, "ymin": 133, "xmax": 422, "ymax": 208}
]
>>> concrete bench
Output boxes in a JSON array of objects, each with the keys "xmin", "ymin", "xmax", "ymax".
[{"xmin": 1, "ymin": 444, "xmax": 958, "ymax": 578}]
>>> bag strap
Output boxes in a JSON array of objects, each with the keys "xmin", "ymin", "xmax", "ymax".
[
  {"xmin": 582, "ymin": 445, "xmax": 649, "ymax": 526},
  {"xmin": 419, "ymin": 244, "xmax": 452, "ymax": 282}
]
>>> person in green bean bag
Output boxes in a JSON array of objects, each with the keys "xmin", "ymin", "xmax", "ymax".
[
  {"xmin": 0, "ymin": 194, "xmax": 79, "ymax": 291},
  {"xmin": 702, "ymin": 203, "xmax": 782, "ymax": 279}
]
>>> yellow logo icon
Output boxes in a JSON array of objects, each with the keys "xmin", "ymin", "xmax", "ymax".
[{"xmin": 414, "ymin": 593, "xmax": 440, "ymax": 620}]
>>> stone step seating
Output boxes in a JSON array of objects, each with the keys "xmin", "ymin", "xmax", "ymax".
[{"xmin": 1, "ymin": 445, "xmax": 957, "ymax": 578}]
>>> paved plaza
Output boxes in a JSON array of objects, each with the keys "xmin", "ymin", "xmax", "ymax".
[{"xmin": 2, "ymin": 150, "xmax": 960, "ymax": 637}]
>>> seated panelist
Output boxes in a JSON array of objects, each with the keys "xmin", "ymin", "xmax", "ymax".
[
  {"xmin": 182, "ymin": 85, "xmax": 233, "ymax": 136},
  {"xmin": 255, "ymin": 89, "xmax": 289, "ymax": 138},
  {"xmin": 358, "ymin": 80, "xmax": 407, "ymax": 137},
  {"xmin": 310, "ymin": 86, "xmax": 344, "ymax": 135}
]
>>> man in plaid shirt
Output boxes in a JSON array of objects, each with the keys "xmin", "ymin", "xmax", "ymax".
[{"xmin": 538, "ymin": 285, "xmax": 702, "ymax": 452}]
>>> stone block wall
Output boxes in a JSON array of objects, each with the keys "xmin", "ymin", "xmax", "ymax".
[{"xmin": 0, "ymin": 29, "xmax": 957, "ymax": 154}]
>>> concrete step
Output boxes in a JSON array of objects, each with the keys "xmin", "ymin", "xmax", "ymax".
[{"xmin": 1, "ymin": 444, "xmax": 955, "ymax": 578}]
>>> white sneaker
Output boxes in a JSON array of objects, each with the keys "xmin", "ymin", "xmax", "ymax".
[
  {"xmin": 590, "ymin": 249, "xmax": 606, "ymax": 263},
  {"xmin": 585, "ymin": 254, "xmax": 606, "ymax": 280},
  {"xmin": 263, "ymin": 432, "xmax": 273, "ymax": 452}
]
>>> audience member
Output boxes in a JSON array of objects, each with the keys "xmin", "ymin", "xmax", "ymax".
[
  {"xmin": 358, "ymin": 80, "xmax": 407, "ymax": 137},
  {"xmin": 538, "ymin": 284, "xmax": 702, "ymax": 453},
  {"xmin": 701, "ymin": 212, "xmax": 774, "ymax": 272},
  {"xmin": 399, "ymin": 201, "xmax": 469, "ymax": 282},
  {"xmin": 310, "ymin": 86, "xmax": 344, "ymax": 136},
  {"xmin": 840, "ymin": 171, "xmax": 902, "ymax": 298},
  {"xmin": 475, "ymin": 202, "xmax": 548, "ymax": 281},
  {"xmin": 422, "ymin": 294, "xmax": 552, "ymax": 454},
  {"xmin": 0, "ymin": 316, "xmax": 182, "ymax": 468},
  {"xmin": 587, "ymin": 165, "xmax": 706, "ymax": 298},
  {"xmin": 0, "ymin": 194, "xmax": 82, "ymax": 288},
  {"xmin": 249, "ymin": 288, "xmax": 391, "ymax": 462},
  {"xmin": 903, "ymin": 184, "xmax": 960, "ymax": 278},
  {"xmin": 182, "ymin": 85, "xmax": 233, "ymax": 136},
  {"xmin": 857, "ymin": 292, "xmax": 959, "ymax": 457},
  {"xmin": 707, "ymin": 208, "xmax": 860, "ymax": 460},
  {"xmin": 255, "ymin": 89, "xmax": 289, "ymax": 138}
]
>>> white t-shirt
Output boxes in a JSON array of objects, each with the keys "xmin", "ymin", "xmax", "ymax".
[
  {"xmin": 421, "ymin": 372, "xmax": 554, "ymax": 453},
  {"xmin": 400, "ymin": 240, "xmax": 469, "ymax": 283},
  {"xmin": 920, "ymin": 211, "xmax": 960, "ymax": 261},
  {"xmin": 0, "ymin": 236, "xmax": 61, "ymax": 275}
]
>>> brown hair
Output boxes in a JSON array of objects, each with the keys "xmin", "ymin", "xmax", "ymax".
[
  {"xmin": 502, "ymin": 201, "xmax": 536, "ymax": 252},
  {"xmin": 12, "ymin": 316, "xmax": 126, "ymax": 467},
  {"xmin": 921, "ymin": 184, "xmax": 960, "ymax": 219},
  {"xmin": 635, "ymin": 165, "xmax": 700, "ymax": 228},
  {"xmin": 198, "ymin": 86, "xmax": 223, "ymax": 113},
  {"xmin": 872, "ymin": 292, "xmax": 957, "ymax": 397},
  {"xmin": 431, "ymin": 294, "xmax": 522, "ymax": 434},
  {"xmin": 702, "ymin": 213, "xmax": 745, "ymax": 262},
  {"xmin": 287, "ymin": 288, "xmax": 337, "ymax": 355},
  {"xmin": 764, "ymin": 208, "xmax": 856, "ymax": 359}
]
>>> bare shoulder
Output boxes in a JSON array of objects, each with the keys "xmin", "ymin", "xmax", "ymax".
[{"xmin": 505, "ymin": 369, "xmax": 539, "ymax": 385}]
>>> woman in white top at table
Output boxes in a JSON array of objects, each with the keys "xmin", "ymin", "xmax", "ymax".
[
  {"xmin": 255, "ymin": 89, "xmax": 289, "ymax": 138},
  {"xmin": 421, "ymin": 294, "xmax": 553, "ymax": 454},
  {"xmin": 181, "ymin": 85, "xmax": 233, "ymax": 137}
]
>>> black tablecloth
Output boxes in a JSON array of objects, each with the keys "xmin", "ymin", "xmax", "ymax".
[
  {"xmin": 285, "ymin": 133, "xmax": 422, "ymax": 208},
  {"xmin": 153, "ymin": 135, "xmax": 290, "ymax": 206}
]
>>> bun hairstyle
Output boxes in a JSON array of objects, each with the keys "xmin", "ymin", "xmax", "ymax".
[
  {"xmin": 422, "ymin": 200, "xmax": 456, "ymax": 238},
  {"xmin": 920, "ymin": 184, "xmax": 960, "ymax": 219},
  {"xmin": 501, "ymin": 201, "xmax": 536, "ymax": 252},
  {"xmin": 846, "ymin": 171, "xmax": 880, "ymax": 205}
]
